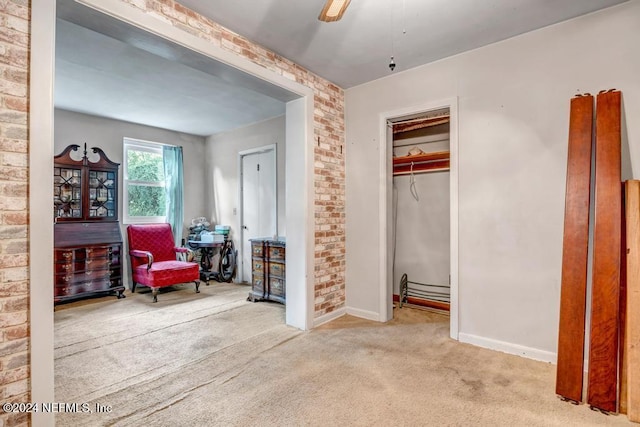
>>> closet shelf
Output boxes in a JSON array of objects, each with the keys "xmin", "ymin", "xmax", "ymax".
[
  {"xmin": 393, "ymin": 115, "xmax": 450, "ymax": 134},
  {"xmin": 393, "ymin": 151, "xmax": 450, "ymax": 175}
]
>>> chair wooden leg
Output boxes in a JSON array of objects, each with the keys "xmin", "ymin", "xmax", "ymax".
[
  {"xmin": 131, "ymin": 281, "xmax": 137, "ymax": 293},
  {"xmin": 152, "ymin": 288, "xmax": 158, "ymax": 303},
  {"xmin": 195, "ymin": 280, "xmax": 200, "ymax": 293}
]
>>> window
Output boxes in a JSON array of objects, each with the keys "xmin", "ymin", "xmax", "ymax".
[{"xmin": 123, "ymin": 138, "xmax": 166, "ymax": 224}]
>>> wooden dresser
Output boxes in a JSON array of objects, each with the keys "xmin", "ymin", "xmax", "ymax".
[
  {"xmin": 248, "ymin": 238, "xmax": 285, "ymax": 304},
  {"xmin": 53, "ymin": 144, "xmax": 125, "ymax": 303},
  {"xmin": 54, "ymin": 223, "xmax": 124, "ymax": 302}
]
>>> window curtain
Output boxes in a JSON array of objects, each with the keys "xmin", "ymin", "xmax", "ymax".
[{"xmin": 163, "ymin": 145, "xmax": 184, "ymax": 246}]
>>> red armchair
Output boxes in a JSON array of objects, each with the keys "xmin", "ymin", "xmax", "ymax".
[{"xmin": 127, "ymin": 223, "xmax": 200, "ymax": 302}]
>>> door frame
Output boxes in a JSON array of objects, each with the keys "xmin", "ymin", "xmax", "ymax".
[
  {"xmin": 30, "ymin": 1, "xmax": 316, "ymax": 424},
  {"xmin": 238, "ymin": 144, "xmax": 278, "ymax": 283},
  {"xmin": 378, "ymin": 97, "xmax": 459, "ymax": 340}
]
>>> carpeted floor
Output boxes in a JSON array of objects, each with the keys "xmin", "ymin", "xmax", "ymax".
[{"xmin": 54, "ymin": 283, "xmax": 634, "ymax": 426}]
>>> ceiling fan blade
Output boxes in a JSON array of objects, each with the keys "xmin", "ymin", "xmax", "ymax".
[{"xmin": 318, "ymin": 0, "xmax": 351, "ymax": 22}]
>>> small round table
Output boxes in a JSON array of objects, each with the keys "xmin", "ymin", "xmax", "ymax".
[{"xmin": 187, "ymin": 240, "xmax": 223, "ymax": 284}]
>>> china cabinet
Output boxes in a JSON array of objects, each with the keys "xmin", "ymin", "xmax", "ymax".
[{"xmin": 53, "ymin": 144, "xmax": 124, "ymax": 303}]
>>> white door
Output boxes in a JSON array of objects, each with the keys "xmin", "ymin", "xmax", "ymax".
[{"xmin": 240, "ymin": 147, "xmax": 277, "ymax": 282}]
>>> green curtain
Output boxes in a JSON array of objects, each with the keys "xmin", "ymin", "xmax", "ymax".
[{"xmin": 163, "ymin": 145, "xmax": 184, "ymax": 246}]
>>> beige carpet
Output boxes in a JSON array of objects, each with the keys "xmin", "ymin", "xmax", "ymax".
[{"xmin": 54, "ymin": 283, "xmax": 633, "ymax": 426}]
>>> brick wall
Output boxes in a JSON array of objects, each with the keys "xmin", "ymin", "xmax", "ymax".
[
  {"xmin": 122, "ymin": 0, "xmax": 346, "ymax": 316},
  {"xmin": 0, "ymin": 0, "xmax": 31, "ymax": 426}
]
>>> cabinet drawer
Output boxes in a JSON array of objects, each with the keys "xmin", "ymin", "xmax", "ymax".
[
  {"xmin": 80, "ymin": 268, "xmax": 111, "ymax": 281},
  {"xmin": 55, "ymin": 249, "xmax": 76, "ymax": 262},
  {"xmin": 55, "ymin": 262, "xmax": 76, "ymax": 274},
  {"xmin": 54, "ymin": 283, "xmax": 86, "ymax": 297},
  {"xmin": 252, "ymin": 274, "xmax": 264, "ymax": 287},
  {"xmin": 55, "ymin": 246, "xmax": 115, "ymax": 262},
  {"xmin": 252, "ymin": 259, "xmax": 264, "ymax": 273},
  {"xmin": 55, "ymin": 260, "xmax": 111, "ymax": 275},
  {"xmin": 268, "ymin": 261, "xmax": 285, "ymax": 277},
  {"xmin": 85, "ymin": 258, "xmax": 110, "ymax": 269},
  {"xmin": 55, "ymin": 284, "xmax": 77, "ymax": 297},
  {"xmin": 55, "ymin": 270, "xmax": 113, "ymax": 286},
  {"xmin": 269, "ymin": 277, "xmax": 285, "ymax": 298},
  {"xmin": 55, "ymin": 273, "xmax": 75, "ymax": 285},
  {"xmin": 85, "ymin": 279, "xmax": 114, "ymax": 292},
  {"xmin": 268, "ymin": 245, "xmax": 285, "ymax": 261},
  {"xmin": 86, "ymin": 247, "xmax": 111, "ymax": 258},
  {"xmin": 252, "ymin": 274, "xmax": 265, "ymax": 297},
  {"xmin": 55, "ymin": 279, "xmax": 113, "ymax": 297},
  {"xmin": 251, "ymin": 242, "xmax": 264, "ymax": 257}
]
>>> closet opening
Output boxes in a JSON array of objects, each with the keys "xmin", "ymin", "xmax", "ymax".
[{"xmin": 390, "ymin": 108, "xmax": 451, "ymax": 314}]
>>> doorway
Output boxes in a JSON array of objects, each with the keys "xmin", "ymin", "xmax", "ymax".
[
  {"xmin": 30, "ymin": 0, "xmax": 316, "ymax": 418},
  {"xmin": 391, "ymin": 109, "xmax": 451, "ymax": 313},
  {"xmin": 239, "ymin": 145, "xmax": 277, "ymax": 283},
  {"xmin": 379, "ymin": 98, "xmax": 459, "ymax": 339}
]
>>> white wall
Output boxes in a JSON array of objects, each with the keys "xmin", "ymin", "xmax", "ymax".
[
  {"xmin": 393, "ymin": 125, "xmax": 451, "ymax": 296},
  {"xmin": 54, "ymin": 109, "xmax": 207, "ymax": 286},
  {"xmin": 393, "ymin": 171, "xmax": 450, "ymax": 295},
  {"xmin": 345, "ymin": 1, "xmax": 640, "ymax": 360},
  {"xmin": 204, "ymin": 115, "xmax": 286, "ymax": 266}
]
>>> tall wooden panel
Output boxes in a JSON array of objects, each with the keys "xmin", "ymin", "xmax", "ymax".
[
  {"xmin": 556, "ymin": 94, "xmax": 593, "ymax": 403},
  {"xmin": 620, "ymin": 184, "xmax": 628, "ymax": 415},
  {"xmin": 625, "ymin": 180, "xmax": 640, "ymax": 422},
  {"xmin": 587, "ymin": 90, "xmax": 622, "ymax": 413}
]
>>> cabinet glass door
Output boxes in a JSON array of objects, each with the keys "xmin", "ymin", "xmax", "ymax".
[
  {"xmin": 88, "ymin": 170, "xmax": 117, "ymax": 218},
  {"xmin": 54, "ymin": 166, "xmax": 82, "ymax": 219}
]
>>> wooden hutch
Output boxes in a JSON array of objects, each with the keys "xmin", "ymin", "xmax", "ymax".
[{"xmin": 53, "ymin": 144, "xmax": 125, "ymax": 303}]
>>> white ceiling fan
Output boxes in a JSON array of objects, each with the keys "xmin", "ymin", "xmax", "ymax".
[{"xmin": 318, "ymin": 0, "xmax": 351, "ymax": 22}]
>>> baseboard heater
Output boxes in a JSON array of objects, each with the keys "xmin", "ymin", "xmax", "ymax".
[{"xmin": 399, "ymin": 273, "xmax": 450, "ymax": 311}]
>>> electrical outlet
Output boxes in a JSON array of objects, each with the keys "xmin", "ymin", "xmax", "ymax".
[{"xmin": 233, "ymin": 208, "xmax": 237, "ymax": 215}]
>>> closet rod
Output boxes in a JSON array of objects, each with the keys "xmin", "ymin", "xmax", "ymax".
[
  {"xmin": 393, "ymin": 167, "xmax": 450, "ymax": 176},
  {"xmin": 393, "ymin": 114, "xmax": 449, "ymax": 125},
  {"xmin": 393, "ymin": 137, "xmax": 449, "ymax": 148}
]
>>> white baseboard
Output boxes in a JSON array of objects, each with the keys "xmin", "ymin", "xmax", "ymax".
[
  {"xmin": 345, "ymin": 306, "xmax": 382, "ymax": 322},
  {"xmin": 313, "ymin": 306, "xmax": 387, "ymax": 328},
  {"xmin": 312, "ymin": 307, "xmax": 347, "ymax": 328},
  {"xmin": 458, "ymin": 332, "xmax": 557, "ymax": 364},
  {"xmin": 313, "ymin": 313, "xmax": 558, "ymax": 365}
]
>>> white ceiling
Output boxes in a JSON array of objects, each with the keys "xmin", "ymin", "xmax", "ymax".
[
  {"xmin": 55, "ymin": 0, "xmax": 296, "ymax": 136},
  {"xmin": 55, "ymin": 20, "xmax": 289, "ymax": 136},
  {"xmin": 178, "ymin": 0, "xmax": 629, "ymax": 88},
  {"xmin": 54, "ymin": 0, "xmax": 629, "ymax": 136}
]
